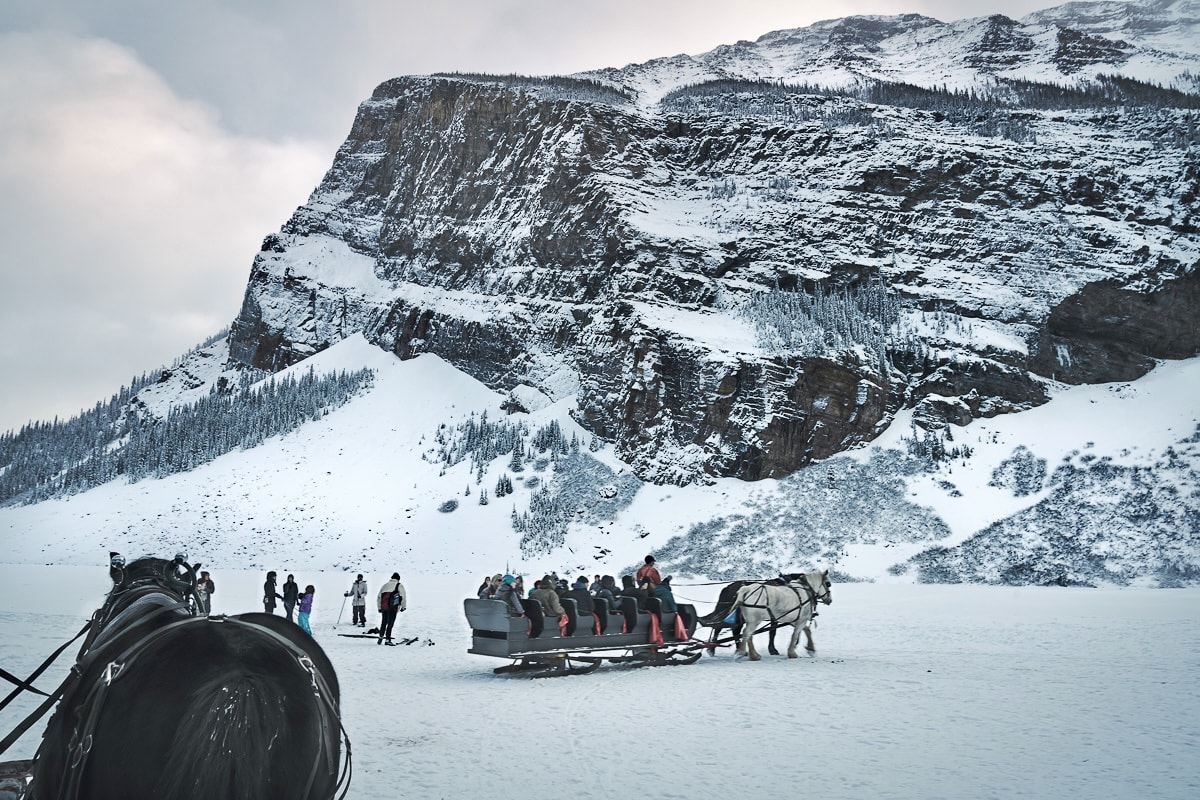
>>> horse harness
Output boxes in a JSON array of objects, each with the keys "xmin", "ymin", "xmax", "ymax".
[
  {"xmin": 2, "ymin": 585, "xmax": 353, "ymax": 800},
  {"xmin": 738, "ymin": 576, "xmax": 830, "ymax": 627}
]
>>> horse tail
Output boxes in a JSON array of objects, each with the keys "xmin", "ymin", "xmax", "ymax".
[{"xmin": 155, "ymin": 673, "xmax": 289, "ymax": 800}]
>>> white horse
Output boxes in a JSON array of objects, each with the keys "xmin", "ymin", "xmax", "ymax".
[{"xmin": 733, "ymin": 570, "xmax": 832, "ymax": 660}]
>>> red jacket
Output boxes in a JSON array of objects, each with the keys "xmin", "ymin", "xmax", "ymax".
[{"xmin": 636, "ymin": 564, "xmax": 662, "ymax": 585}]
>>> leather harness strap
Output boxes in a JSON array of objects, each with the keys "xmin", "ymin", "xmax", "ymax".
[{"xmin": 738, "ymin": 575, "xmax": 828, "ymax": 626}]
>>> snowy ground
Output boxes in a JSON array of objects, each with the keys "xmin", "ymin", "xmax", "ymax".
[{"xmin": 1, "ymin": 565, "xmax": 1197, "ymax": 799}]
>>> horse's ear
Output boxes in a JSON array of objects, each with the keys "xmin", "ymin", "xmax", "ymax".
[{"xmin": 822, "ymin": 569, "xmax": 828, "ymax": 578}]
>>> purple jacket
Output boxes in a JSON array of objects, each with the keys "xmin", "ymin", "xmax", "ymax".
[{"xmin": 298, "ymin": 592, "xmax": 314, "ymax": 613}]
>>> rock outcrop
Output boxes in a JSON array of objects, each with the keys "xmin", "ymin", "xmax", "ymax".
[{"xmin": 228, "ymin": 3, "xmax": 1200, "ymax": 483}]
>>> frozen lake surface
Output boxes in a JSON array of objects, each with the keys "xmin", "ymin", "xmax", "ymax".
[{"xmin": 1, "ymin": 567, "xmax": 1197, "ymax": 799}]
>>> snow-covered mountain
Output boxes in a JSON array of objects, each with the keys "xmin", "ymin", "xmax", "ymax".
[
  {"xmin": 228, "ymin": 0, "xmax": 1200, "ymax": 485},
  {"xmin": 1, "ymin": 334, "xmax": 1196, "ymax": 586},
  {"xmin": 581, "ymin": 0, "xmax": 1200, "ymax": 104},
  {"xmin": 2, "ymin": 2, "xmax": 1198, "ymax": 586}
]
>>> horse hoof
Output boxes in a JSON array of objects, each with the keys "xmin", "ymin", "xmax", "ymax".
[
  {"xmin": 749, "ymin": 653, "xmax": 761, "ymax": 662},
  {"xmin": 788, "ymin": 652, "xmax": 798, "ymax": 659}
]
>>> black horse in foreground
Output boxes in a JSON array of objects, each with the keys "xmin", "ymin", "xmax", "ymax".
[
  {"xmin": 15, "ymin": 554, "xmax": 349, "ymax": 800},
  {"xmin": 698, "ymin": 574, "xmax": 808, "ymax": 656}
]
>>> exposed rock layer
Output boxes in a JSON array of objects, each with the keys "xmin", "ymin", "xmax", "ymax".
[{"xmin": 228, "ymin": 8, "xmax": 1200, "ymax": 483}]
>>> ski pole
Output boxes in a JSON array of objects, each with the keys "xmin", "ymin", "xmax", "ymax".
[{"xmin": 336, "ymin": 594, "xmax": 348, "ymax": 626}]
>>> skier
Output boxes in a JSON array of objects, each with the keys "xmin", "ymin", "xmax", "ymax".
[
  {"xmin": 345, "ymin": 574, "xmax": 368, "ymax": 627},
  {"xmin": 377, "ymin": 572, "xmax": 406, "ymax": 645}
]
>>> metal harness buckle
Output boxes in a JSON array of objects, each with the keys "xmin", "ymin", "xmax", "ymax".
[{"xmin": 298, "ymin": 655, "xmax": 318, "ymax": 693}]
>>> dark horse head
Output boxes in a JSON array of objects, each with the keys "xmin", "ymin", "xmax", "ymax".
[{"xmin": 28, "ymin": 553, "xmax": 349, "ymax": 800}]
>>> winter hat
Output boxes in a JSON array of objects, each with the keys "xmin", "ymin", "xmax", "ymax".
[
  {"xmin": 501, "ymin": 574, "xmax": 515, "ymax": 585},
  {"xmin": 573, "ymin": 578, "xmax": 588, "ymax": 589},
  {"xmin": 555, "ymin": 579, "xmax": 569, "ymax": 590},
  {"xmin": 391, "ymin": 572, "xmax": 401, "ymax": 579}
]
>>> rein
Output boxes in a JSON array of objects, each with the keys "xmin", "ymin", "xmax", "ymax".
[
  {"xmin": 0, "ymin": 620, "xmax": 95, "ymax": 757},
  {"xmin": 0, "ymin": 622, "xmax": 91, "ymax": 712}
]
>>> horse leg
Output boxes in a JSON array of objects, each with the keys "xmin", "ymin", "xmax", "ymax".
[
  {"xmin": 803, "ymin": 623, "xmax": 816, "ymax": 655},
  {"xmin": 786, "ymin": 621, "xmax": 803, "ymax": 658},
  {"xmin": 740, "ymin": 611, "xmax": 761, "ymax": 661},
  {"xmin": 768, "ymin": 624, "xmax": 779, "ymax": 656}
]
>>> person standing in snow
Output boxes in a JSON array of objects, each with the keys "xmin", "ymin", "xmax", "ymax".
[
  {"xmin": 282, "ymin": 574, "xmax": 300, "ymax": 622},
  {"xmin": 297, "ymin": 585, "xmax": 315, "ymax": 635},
  {"xmin": 345, "ymin": 574, "xmax": 368, "ymax": 627},
  {"xmin": 196, "ymin": 570, "xmax": 215, "ymax": 614},
  {"xmin": 263, "ymin": 571, "xmax": 283, "ymax": 614},
  {"xmin": 377, "ymin": 572, "xmax": 406, "ymax": 645}
]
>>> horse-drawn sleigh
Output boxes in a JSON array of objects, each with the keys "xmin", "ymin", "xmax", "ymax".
[
  {"xmin": 0, "ymin": 553, "xmax": 350, "ymax": 800},
  {"xmin": 464, "ymin": 570, "xmax": 832, "ymax": 677}
]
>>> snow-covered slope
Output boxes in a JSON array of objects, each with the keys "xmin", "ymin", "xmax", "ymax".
[{"xmin": 2, "ymin": 335, "xmax": 1195, "ymax": 586}]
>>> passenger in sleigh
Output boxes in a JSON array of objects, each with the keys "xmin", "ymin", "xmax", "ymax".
[
  {"xmin": 494, "ymin": 574, "xmax": 547, "ymax": 638},
  {"xmin": 567, "ymin": 577, "xmax": 595, "ymax": 615},
  {"xmin": 645, "ymin": 575, "xmax": 677, "ymax": 613},
  {"xmin": 619, "ymin": 575, "xmax": 649, "ymax": 609},
  {"xmin": 494, "ymin": 575, "xmax": 524, "ymax": 614},
  {"xmin": 595, "ymin": 575, "xmax": 619, "ymax": 604},
  {"xmin": 531, "ymin": 579, "xmax": 568, "ymax": 620}
]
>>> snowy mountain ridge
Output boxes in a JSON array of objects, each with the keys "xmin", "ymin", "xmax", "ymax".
[{"xmin": 577, "ymin": 0, "xmax": 1200, "ymax": 106}]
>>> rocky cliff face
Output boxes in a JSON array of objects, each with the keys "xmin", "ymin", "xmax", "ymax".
[{"xmin": 229, "ymin": 2, "xmax": 1200, "ymax": 483}]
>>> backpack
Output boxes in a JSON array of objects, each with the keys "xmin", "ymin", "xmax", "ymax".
[{"xmin": 388, "ymin": 587, "xmax": 402, "ymax": 610}]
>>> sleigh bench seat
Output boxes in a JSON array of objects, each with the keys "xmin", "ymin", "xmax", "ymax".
[{"xmin": 464, "ymin": 598, "xmax": 697, "ymax": 658}]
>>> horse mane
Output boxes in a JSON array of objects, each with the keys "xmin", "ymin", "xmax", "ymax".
[{"xmin": 155, "ymin": 672, "xmax": 287, "ymax": 799}]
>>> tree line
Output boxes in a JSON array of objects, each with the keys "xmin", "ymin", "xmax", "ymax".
[{"xmin": 0, "ymin": 365, "xmax": 373, "ymax": 505}]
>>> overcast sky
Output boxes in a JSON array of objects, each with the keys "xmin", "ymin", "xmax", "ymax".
[{"xmin": 0, "ymin": 0, "xmax": 1052, "ymax": 433}]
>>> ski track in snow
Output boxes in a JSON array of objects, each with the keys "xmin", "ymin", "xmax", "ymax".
[{"xmin": 1, "ymin": 567, "xmax": 1197, "ymax": 798}]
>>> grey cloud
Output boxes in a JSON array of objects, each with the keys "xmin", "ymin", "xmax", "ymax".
[{"xmin": 0, "ymin": 32, "xmax": 327, "ymax": 431}]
